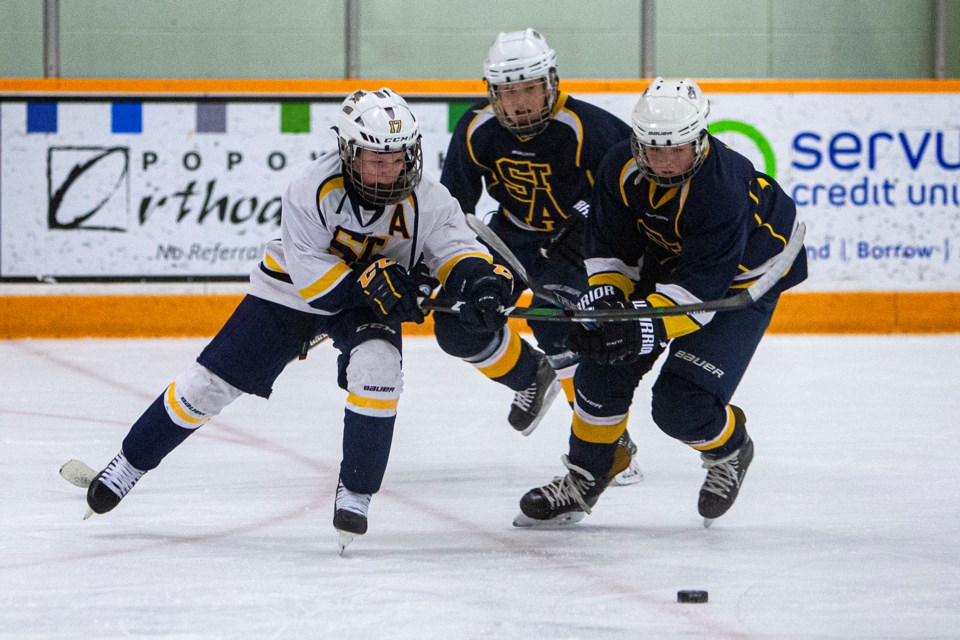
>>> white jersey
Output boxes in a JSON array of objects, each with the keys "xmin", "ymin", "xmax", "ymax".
[{"xmin": 248, "ymin": 151, "xmax": 491, "ymax": 315}]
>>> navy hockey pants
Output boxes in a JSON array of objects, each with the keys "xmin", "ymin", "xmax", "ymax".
[{"xmin": 573, "ymin": 289, "xmax": 780, "ymax": 458}]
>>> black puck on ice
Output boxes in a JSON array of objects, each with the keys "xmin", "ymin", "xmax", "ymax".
[{"xmin": 677, "ymin": 590, "xmax": 708, "ymax": 603}]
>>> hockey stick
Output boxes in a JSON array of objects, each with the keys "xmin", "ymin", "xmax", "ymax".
[
  {"xmin": 60, "ymin": 459, "xmax": 96, "ymax": 488},
  {"xmin": 295, "ymin": 332, "xmax": 330, "ymax": 361},
  {"xmin": 430, "ymin": 219, "xmax": 806, "ymax": 322}
]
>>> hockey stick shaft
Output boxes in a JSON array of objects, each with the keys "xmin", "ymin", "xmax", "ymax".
[{"xmin": 426, "ymin": 220, "xmax": 805, "ymax": 322}]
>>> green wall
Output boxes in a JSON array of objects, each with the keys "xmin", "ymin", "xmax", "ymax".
[{"xmin": 1, "ymin": 0, "xmax": 957, "ymax": 78}]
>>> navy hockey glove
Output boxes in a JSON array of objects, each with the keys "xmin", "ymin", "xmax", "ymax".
[
  {"xmin": 356, "ymin": 258, "xmax": 425, "ymax": 324},
  {"xmin": 540, "ymin": 206, "xmax": 587, "ymax": 268},
  {"xmin": 409, "ymin": 260, "xmax": 441, "ymax": 297},
  {"xmin": 568, "ymin": 285, "xmax": 667, "ymax": 364},
  {"xmin": 459, "ymin": 265, "xmax": 514, "ymax": 334}
]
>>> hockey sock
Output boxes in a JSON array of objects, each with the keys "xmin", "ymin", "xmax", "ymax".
[
  {"xmin": 340, "ymin": 409, "xmax": 395, "ymax": 495},
  {"xmin": 122, "ymin": 394, "xmax": 196, "ymax": 471},
  {"xmin": 567, "ymin": 433, "xmax": 618, "ymax": 481}
]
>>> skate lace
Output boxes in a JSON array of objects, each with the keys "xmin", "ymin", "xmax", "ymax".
[
  {"xmin": 701, "ymin": 454, "xmax": 740, "ymax": 499},
  {"xmin": 539, "ymin": 460, "xmax": 595, "ymax": 514},
  {"xmin": 512, "ymin": 382, "xmax": 538, "ymax": 412},
  {"xmin": 336, "ymin": 482, "xmax": 371, "ymax": 517},
  {"xmin": 101, "ymin": 453, "xmax": 145, "ymax": 498}
]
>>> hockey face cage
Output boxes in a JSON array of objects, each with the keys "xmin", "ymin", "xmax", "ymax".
[
  {"xmin": 336, "ymin": 88, "xmax": 424, "ymax": 206},
  {"xmin": 486, "ymin": 72, "xmax": 559, "ymax": 138},
  {"xmin": 483, "ymin": 28, "xmax": 559, "ymax": 137},
  {"xmin": 340, "ymin": 142, "xmax": 423, "ymax": 207},
  {"xmin": 630, "ymin": 131, "xmax": 709, "ymax": 188}
]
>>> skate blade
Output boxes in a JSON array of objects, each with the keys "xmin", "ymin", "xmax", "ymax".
[
  {"xmin": 518, "ymin": 380, "xmax": 562, "ymax": 436},
  {"xmin": 83, "ymin": 507, "xmax": 95, "ymax": 520},
  {"xmin": 703, "ymin": 517, "xmax": 714, "ymax": 529},
  {"xmin": 60, "ymin": 459, "xmax": 97, "ymax": 489},
  {"xmin": 612, "ymin": 459, "xmax": 644, "ymax": 486},
  {"xmin": 337, "ymin": 530, "xmax": 355, "ymax": 555},
  {"xmin": 512, "ymin": 510, "xmax": 586, "ymax": 528}
]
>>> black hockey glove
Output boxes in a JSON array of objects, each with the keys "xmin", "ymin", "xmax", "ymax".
[
  {"xmin": 409, "ymin": 259, "xmax": 441, "ymax": 297},
  {"xmin": 459, "ymin": 266, "xmax": 514, "ymax": 334},
  {"xmin": 540, "ymin": 208, "xmax": 586, "ymax": 268},
  {"xmin": 567, "ymin": 285, "xmax": 667, "ymax": 365},
  {"xmin": 355, "ymin": 258, "xmax": 425, "ymax": 324}
]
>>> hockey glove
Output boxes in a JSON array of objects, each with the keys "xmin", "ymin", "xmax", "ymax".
[
  {"xmin": 568, "ymin": 285, "xmax": 667, "ymax": 365},
  {"xmin": 459, "ymin": 265, "xmax": 514, "ymax": 334},
  {"xmin": 540, "ymin": 207, "xmax": 586, "ymax": 268},
  {"xmin": 356, "ymin": 258, "xmax": 425, "ymax": 324},
  {"xmin": 409, "ymin": 260, "xmax": 441, "ymax": 297}
]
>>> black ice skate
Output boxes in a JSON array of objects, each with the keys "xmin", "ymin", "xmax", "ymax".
[
  {"xmin": 699, "ymin": 411, "xmax": 754, "ymax": 527},
  {"xmin": 508, "ymin": 350, "xmax": 561, "ymax": 435},
  {"xmin": 85, "ymin": 451, "xmax": 146, "ymax": 518},
  {"xmin": 513, "ymin": 455, "xmax": 610, "ymax": 527},
  {"xmin": 333, "ymin": 478, "xmax": 371, "ymax": 554}
]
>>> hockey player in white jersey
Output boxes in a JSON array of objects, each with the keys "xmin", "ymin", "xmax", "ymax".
[{"xmin": 80, "ymin": 88, "xmax": 515, "ymax": 553}]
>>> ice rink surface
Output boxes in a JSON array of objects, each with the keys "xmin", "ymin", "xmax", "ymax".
[{"xmin": 1, "ymin": 334, "xmax": 958, "ymax": 639}]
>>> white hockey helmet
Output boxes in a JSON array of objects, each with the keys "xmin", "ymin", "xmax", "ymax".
[
  {"xmin": 630, "ymin": 77, "xmax": 711, "ymax": 186},
  {"xmin": 483, "ymin": 28, "xmax": 559, "ymax": 137},
  {"xmin": 335, "ymin": 88, "xmax": 423, "ymax": 206}
]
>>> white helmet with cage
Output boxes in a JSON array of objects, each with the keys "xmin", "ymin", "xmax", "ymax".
[
  {"xmin": 630, "ymin": 77, "xmax": 711, "ymax": 187},
  {"xmin": 335, "ymin": 88, "xmax": 423, "ymax": 206},
  {"xmin": 482, "ymin": 28, "xmax": 558, "ymax": 137}
]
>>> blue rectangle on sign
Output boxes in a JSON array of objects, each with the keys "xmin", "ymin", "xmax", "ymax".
[
  {"xmin": 111, "ymin": 102, "xmax": 142, "ymax": 133},
  {"xmin": 27, "ymin": 102, "xmax": 58, "ymax": 133}
]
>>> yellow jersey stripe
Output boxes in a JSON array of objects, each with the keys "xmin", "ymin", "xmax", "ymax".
[
  {"xmin": 318, "ymin": 176, "xmax": 345, "ymax": 205},
  {"xmin": 436, "ymin": 252, "xmax": 491, "ymax": 286},
  {"xmin": 587, "ymin": 272, "xmax": 634, "ymax": 298},
  {"xmin": 648, "ymin": 293, "xmax": 701, "ymax": 339},
  {"xmin": 263, "ymin": 252, "xmax": 284, "ymax": 273},
  {"xmin": 618, "ymin": 159, "xmax": 634, "ymax": 206},
  {"xmin": 298, "ymin": 261, "xmax": 351, "ymax": 301}
]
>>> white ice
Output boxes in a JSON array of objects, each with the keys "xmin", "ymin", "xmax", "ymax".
[{"xmin": 1, "ymin": 334, "xmax": 958, "ymax": 639}]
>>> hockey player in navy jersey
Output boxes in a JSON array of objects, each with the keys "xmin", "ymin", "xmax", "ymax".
[
  {"xmin": 436, "ymin": 28, "xmax": 640, "ymax": 483},
  {"xmin": 81, "ymin": 88, "xmax": 515, "ymax": 551},
  {"xmin": 515, "ymin": 78, "xmax": 808, "ymax": 527}
]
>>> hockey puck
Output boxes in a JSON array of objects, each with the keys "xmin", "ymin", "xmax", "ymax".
[{"xmin": 677, "ymin": 590, "xmax": 708, "ymax": 603}]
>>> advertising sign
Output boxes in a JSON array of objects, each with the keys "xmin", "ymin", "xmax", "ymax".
[{"xmin": 1, "ymin": 92, "xmax": 958, "ymax": 291}]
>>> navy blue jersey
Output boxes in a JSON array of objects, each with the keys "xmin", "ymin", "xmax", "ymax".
[
  {"xmin": 441, "ymin": 92, "xmax": 631, "ymax": 234},
  {"xmin": 587, "ymin": 134, "xmax": 807, "ymax": 338}
]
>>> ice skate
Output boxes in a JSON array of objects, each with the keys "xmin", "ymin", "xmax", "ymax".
[
  {"xmin": 508, "ymin": 350, "xmax": 561, "ymax": 435},
  {"xmin": 85, "ymin": 452, "xmax": 146, "ymax": 519},
  {"xmin": 699, "ymin": 410, "xmax": 754, "ymax": 527},
  {"xmin": 610, "ymin": 430, "xmax": 644, "ymax": 486},
  {"xmin": 333, "ymin": 479, "xmax": 371, "ymax": 554},
  {"xmin": 513, "ymin": 455, "xmax": 610, "ymax": 527}
]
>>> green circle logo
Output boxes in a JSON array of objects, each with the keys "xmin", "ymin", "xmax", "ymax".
[{"xmin": 708, "ymin": 120, "xmax": 776, "ymax": 178}]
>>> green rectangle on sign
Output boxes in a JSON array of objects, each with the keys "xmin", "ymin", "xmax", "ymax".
[
  {"xmin": 281, "ymin": 103, "xmax": 311, "ymax": 133},
  {"xmin": 448, "ymin": 101, "xmax": 475, "ymax": 133}
]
